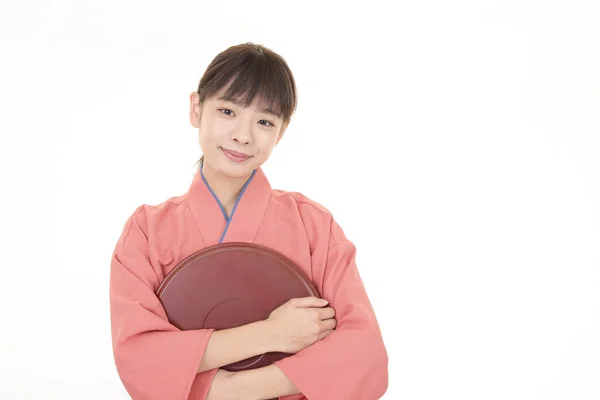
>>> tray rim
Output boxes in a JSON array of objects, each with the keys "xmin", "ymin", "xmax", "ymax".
[{"xmin": 155, "ymin": 241, "xmax": 319, "ymax": 299}]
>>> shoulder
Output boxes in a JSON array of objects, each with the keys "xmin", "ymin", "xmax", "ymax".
[
  {"xmin": 271, "ymin": 188, "xmax": 347, "ymax": 247},
  {"xmin": 114, "ymin": 193, "xmax": 187, "ymax": 249},
  {"xmin": 272, "ymin": 189, "xmax": 332, "ymax": 217}
]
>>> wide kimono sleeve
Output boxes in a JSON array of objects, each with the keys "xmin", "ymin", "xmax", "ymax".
[
  {"xmin": 109, "ymin": 208, "xmax": 219, "ymax": 400},
  {"xmin": 273, "ymin": 220, "xmax": 389, "ymax": 399}
]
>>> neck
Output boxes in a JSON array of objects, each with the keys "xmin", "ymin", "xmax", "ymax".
[{"xmin": 201, "ymin": 162, "xmax": 253, "ymax": 217}]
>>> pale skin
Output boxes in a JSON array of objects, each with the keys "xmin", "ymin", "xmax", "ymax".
[
  {"xmin": 188, "ymin": 89, "xmax": 337, "ymax": 399},
  {"xmin": 189, "ymin": 89, "xmax": 287, "ymax": 217}
]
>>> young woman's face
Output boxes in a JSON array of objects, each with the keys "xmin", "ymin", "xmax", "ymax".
[{"xmin": 189, "ymin": 90, "xmax": 287, "ymax": 179}]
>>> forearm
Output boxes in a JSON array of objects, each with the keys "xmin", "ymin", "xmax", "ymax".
[
  {"xmin": 218, "ymin": 364, "xmax": 299, "ymax": 400},
  {"xmin": 197, "ymin": 320, "xmax": 273, "ymax": 373}
]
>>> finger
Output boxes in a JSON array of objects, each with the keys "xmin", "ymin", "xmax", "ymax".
[
  {"xmin": 317, "ymin": 329, "xmax": 334, "ymax": 341},
  {"xmin": 318, "ymin": 307, "xmax": 336, "ymax": 320},
  {"xmin": 292, "ymin": 296, "xmax": 329, "ymax": 308},
  {"xmin": 319, "ymin": 318, "xmax": 337, "ymax": 331}
]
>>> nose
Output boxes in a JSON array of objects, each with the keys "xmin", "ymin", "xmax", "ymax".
[{"xmin": 230, "ymin": 121, "xmax": 253, "ymax": 145}]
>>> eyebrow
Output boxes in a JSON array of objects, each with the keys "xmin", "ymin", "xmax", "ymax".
[{"xmin": 217, "ymin": 95, "xmax": 282, "ymax": 119}]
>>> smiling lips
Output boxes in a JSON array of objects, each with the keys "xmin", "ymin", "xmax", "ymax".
[{"xmin": 221, "ymin": 148, "xmax": 251, "ymax": 162}]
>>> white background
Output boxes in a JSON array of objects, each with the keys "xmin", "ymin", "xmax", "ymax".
[{"xmin": 1, "ymin": 0, "xmax": 599, "ymax": 399}]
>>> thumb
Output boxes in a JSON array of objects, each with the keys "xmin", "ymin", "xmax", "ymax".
[{"xmin": 293, "ymin": 296, "xmax": 329, "ymax": 308}]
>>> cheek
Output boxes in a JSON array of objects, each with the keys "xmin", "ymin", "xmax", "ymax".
[
  {"xmin": 255, "ymin": 134, "xmax": 278, "ymax": 154},
  {"xmin": 199, "ymin": 119, "xmax": 224, "ymax": 143}
]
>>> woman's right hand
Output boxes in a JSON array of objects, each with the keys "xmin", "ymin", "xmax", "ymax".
[{"xmin": 265, "ymin": 297, "xmax": 337, "ymax": 354}]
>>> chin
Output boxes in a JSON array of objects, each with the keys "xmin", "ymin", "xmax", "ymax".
[{"xmin": 222, "ymin": 165, "xmax": 255, "ymax": 179}]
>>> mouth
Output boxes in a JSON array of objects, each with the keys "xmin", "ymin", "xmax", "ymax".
[{"xmin": 220, "ymin": 147, "xmax": 252, "ymax": 162}]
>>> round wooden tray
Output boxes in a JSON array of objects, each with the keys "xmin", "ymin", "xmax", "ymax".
[{"xmin": 157, "ymin": 242, "xmax": 318, "ymax": 371}]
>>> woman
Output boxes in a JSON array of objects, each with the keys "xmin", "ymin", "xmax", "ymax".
[{"xmin": 110, "ymin": 42, "xmax": 388, "ymax": 400}]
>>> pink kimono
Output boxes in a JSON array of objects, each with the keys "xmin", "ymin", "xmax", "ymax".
[{"xmin": 110, "ymin": 166, "xmax": 388, "ymax": 399}]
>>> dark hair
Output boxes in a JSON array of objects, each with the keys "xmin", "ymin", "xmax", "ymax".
[{"xmin": 194, "ymin": 42, "xmax": 298, "ymax": 167}]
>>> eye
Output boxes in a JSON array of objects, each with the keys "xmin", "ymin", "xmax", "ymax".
[
  {"xmin": 258, "ymin": 119, "xmax": 274, "ymax": 127},
  {"xmin": 219, "ymin": 109, "xmax": 234, "ymax": 116}
]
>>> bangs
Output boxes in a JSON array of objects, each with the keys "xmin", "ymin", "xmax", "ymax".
[{"xmin": 197, "ymin": 43, "xmax": 297, "ymax": 122}]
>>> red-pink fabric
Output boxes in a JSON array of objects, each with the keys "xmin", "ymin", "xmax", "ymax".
[{"xmin": 109, "ymin": 167, "xmax": 388, "ymax": 399}]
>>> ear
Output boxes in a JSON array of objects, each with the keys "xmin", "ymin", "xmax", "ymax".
[
  {"xmin": 189, "ymin": 92, "xmax": 202, "ymax": 128},
  {"xmin": 275, "ymin": 120, "xmax": 290, "ymax": 145}
]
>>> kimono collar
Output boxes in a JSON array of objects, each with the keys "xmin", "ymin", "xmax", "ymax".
[{"xmin": 186, "ymin": 165, "xmax": 272, "ymax": 247}]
